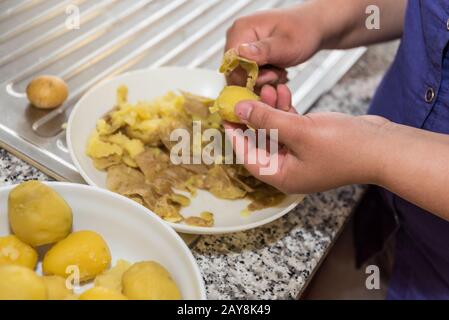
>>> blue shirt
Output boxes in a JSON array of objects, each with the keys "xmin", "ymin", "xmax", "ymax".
[{"xmin": 368, "ymin": 0, "xmax": 449, "ymax": 299}]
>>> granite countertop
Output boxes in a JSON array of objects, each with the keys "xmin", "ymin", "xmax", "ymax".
[{"xmin": 0, "ymin": 42, "xmax": 398, "ymax": 300}]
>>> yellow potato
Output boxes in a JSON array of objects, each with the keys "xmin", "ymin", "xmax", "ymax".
[
  {"xmin": 79, "ymin": 287, "xmax": 128, "ymax": 300},
  {"xmin": 94, "ymin": 259, "xmax": 131, "ymax": 292},
  {"xmin": 0, "ymin": 265, "xmax": 47, "ymax": 300},
  {"xmin": 122, "ymin": 261, "xmax": 181, "ymax": 300},
  {"xmin": 42, "ymin": 275, "xmax": 73, "ymax": 300},
  {"xmin": 26, "ymin": 75, "xmax": 68, "ymax": 109},
  {"xmin": 43, "ymin": 230, "xmax": 111, "ymax": 282},
  {"xmin": 210, "ymin": 86, "xmax": 259, "ymax": 123},
  {"xmin": 8, "ymin": 181, "xmax": 73, "ymax": 247},
  {"xmin": 0, "ymin": 235, "xmax": 38, "ymax": 269},
  {"xmin": 86, "ymin": 132, "xmax": 123, "ymax": 159}
]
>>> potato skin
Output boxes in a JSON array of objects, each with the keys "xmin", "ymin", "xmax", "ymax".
[
  {"xmin": 26, "ymin": 75, "xmax": 68, "ymax": 109},
  {"xmin": 0, "ymin": 265, "xmax": 47, "ymax": 300},
  {"xmin": 43, "ymin": 230, "xmax": 111, "ymax": 282},
  {"xmin": 8, "ymin": 181, "xmax": 73, "ymax": 247},
  {"xmin": 79, "ymin": 287, "xmax": 128, "ymax": 300},
  {"xmin": 122, "ymin": 261, "xmax": 181, "ymax": 300},
  {"xmin": 0, "ymin": 235, "xmax": 38, "ymax": 269}
]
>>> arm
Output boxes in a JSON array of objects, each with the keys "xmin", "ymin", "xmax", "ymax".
[
  {"xmin": 225, "ymin": 87, "xmax": 449, "ymax": 222},
  {"xmin": 375, "ymin": 122, "xmax": 449, "ymax": 220},
  {"xmin": 317, "ymin": 0, "xmax": 407, "ymax": 49},
  {"xmin": 225, "ymin": 0, "xmax": 407, "ymax": 85}
]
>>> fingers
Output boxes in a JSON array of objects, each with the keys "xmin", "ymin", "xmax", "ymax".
[
  {"xmin": 276, "ymin": 84, "xmax": 293, "ymax": 112},
  {"xmin": 256, "ymin": 67, "xmax": 288, "ymax": 86},
  {"xmin": 260, "ymin": 84, "xmax": 297, "ymax": 113},
  {"xmin": 234, "ymin": 100, "xmax": 301, "ymax": 148},
  {"xmin": 237, "ymin": 37, "xmax": 290, "ymax": 67},
  {"xmin": 227, "ymin": 66, "xmax": 288, "ymax": 88},
  {"xmin": 260, "ymin": 85, "xmax": 277, "ymax": 106}
]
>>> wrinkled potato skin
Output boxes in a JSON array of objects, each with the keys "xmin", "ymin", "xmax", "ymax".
[
  {"xmin": 79, "ymin": 287, "xmax": 128, "ymax": 300},
  {"xmin": 42, "ymin": 275, "xmax": 73, "ymax": 300},
  {"xmin": 8, "ymin": 181, "xmax": 73, "ymax": 247},
  {"xmin": 43, "ymin": 230, "xmax": 111, "ymax": 282},
  {"xmin": 26, "ymin": 75, "xmax": 68, "ymax": 109},
  {"xmin": 0, "ymin": 265, "xmax": 47, "ymax": 300},
  {"xmin": 122, "ymin": 261, "xmax": 181, "ymax": 300},
  {"xmin": 0, "ymin": 235, "xmax": 38, "ymax": 269}
]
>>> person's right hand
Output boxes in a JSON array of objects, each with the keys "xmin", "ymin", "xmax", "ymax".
[
  {"xmin": 225, "ymin": 4, "xmax": 324, "ymax": 88},
  {"xmin": 224, "ymin": 84, "xmax": 390, "ymax": 194}
]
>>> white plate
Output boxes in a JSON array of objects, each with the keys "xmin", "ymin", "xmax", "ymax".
[
  {"xmin": 0, "ymin": 182, "xmax": 206, "ymax": 299},
  {"xmin": 67, "ymin": 67, "xmax": 304, "ymax": 234}
]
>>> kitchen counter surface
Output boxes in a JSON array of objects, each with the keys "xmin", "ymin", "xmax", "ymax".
[{"xmin": 0, "ymin": 43, "xmax": 398, "ymax": 300}]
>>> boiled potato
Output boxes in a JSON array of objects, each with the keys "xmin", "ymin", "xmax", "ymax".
[
  {"xmin": 94, "ymin": 259, "xmax": 131, "ymax": 292},
  {"xmin": 79, "ymin": 287, "xmax": 128, "ymax": 300},
  {"xmin": 0, "ymin": 235, "xmax": 38, "ymax": 269},
  {"xmin": 8, "ymin": 180, "xmax": 73, "ymax": 247},
  {"xmin": 42, "ymin": 275, "xmax": 73, "ymax": 300},
  {"xmin": 26, "ymin": 75, "xmax": 68, "ymax": 109},
  {"xmin": 210, "ymin": 86, "xmax": 259, "ymax": 123},
  {"xmin": 0, "ymin": 265, "xmax": 47, "ymax": 300},
  {"xmin": 122, "ymin": 261, "xmax": 181, "ymax": 300},
  {"xmin": 43, "ymin": 230, "xmax": 111, "ymax": 282}
]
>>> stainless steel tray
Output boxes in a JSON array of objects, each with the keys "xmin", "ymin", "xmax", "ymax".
[{"xmin": 0, "ymin": 0, "xmax": 365, "ymax": 183}]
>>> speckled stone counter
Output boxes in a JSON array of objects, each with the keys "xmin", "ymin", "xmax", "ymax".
[{"xmin": 0, "ymin": 43, "xmax": 398, "ymax": 300}]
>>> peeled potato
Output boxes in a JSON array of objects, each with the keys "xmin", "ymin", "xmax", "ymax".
[
  {"xmin": 8, "ymin": 180, "xmax": 73, "ymax": 247},
  {"xmin": 79, "ymin": 287, "xmax": 128, "ymax": 300},
  {"xmin": 211, "ymin": 86, "xmax": 259, "ymax": 123},
  {"xmin": 0, "ymin": 265, "xmax": 47, "ymax": 300},
  {"xmin": 94, "ymin": 259, "xmax": 131, "ymax": 292},
  {"xmin": 0, "ymin": 235, "xmax": 38, "ymax": 269},
  {"xmin": 42, "ymin": 275, "xmax": 73, "ymax": 300},
  {"xmin": 43, "ymin": 230, "xmax": 111, "ymax": 282},
  {"xmin": 26, "ymin": 75, "xmax": 68, "ymax": 109},
  {"xmin": 122, "ymin": 261, "xmax": 181, "ymax": 300}
]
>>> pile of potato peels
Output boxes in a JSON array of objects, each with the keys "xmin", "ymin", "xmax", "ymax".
[{"xmin": 86, "ymin": 51, "xmax": 285, "ymax": 227}]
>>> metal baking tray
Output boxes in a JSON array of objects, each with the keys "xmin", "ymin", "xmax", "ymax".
[{"xmin": 0, "ymin": 0, "xmax": 365, "ymax": 183}]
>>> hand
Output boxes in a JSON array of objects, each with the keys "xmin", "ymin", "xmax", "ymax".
[
  {"xmin": 225, "ymin": 4, "xmax": 324, "ymax": 88},
  {"xmin": 224, "ymin": 85, "xmax": 391, "ymax": 194}
]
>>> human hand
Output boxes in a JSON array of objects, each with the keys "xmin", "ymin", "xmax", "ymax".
[
  {"xmin": 224, "ymin": 85, "xmax": 391, "ymax": 194},
  {"xmin": 225, "ymin": 4, "xmax": 324, "ymax": 88}
]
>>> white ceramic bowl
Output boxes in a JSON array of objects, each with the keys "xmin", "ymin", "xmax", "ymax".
[
  {"xmin": 67, "ymin": 67, "xmax": 304, "ymax": 234},
  {"xmin": 0, "ymin": 182, "xmax": 206, "ymax": 299}
]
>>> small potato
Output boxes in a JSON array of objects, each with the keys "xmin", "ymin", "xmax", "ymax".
[
  {"xmin": 43, "ymin": 230, "xmax": 111, "ymax": 282},
  {"xmin": 26, "ymin": 75, "xmax": 68, "ymax": 109},
  {"xmin": 122, "ymin": 261, "xmax": 181, "ymax": 300},
  {"xmin": 42, "ymin": 275, "xmax": 73, "ymax": 300},
  {"xmin": 211, "ymin": 86, "xmax": 259, "ymax": 123},
  {"xmin": 0, "ymin": 264, "xmax": 47, "ymax": 300},
  {"xmin": 8, "ymin": 180, "xmax": 73, "ymax": 247},
  {"xmin": 79, "ymin": 287, "xmax": 128, "ymax": 300},
  {"xmin": 0, "ymin": 235, "xmax": 38, "ymax": 269}
]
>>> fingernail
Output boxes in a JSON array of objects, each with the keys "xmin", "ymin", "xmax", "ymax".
[
  {"xmin": 239, "ymin": 43, "xmax": 261, "ymax": 55},
  {"xmin": 235, "ymin": 102, "xmax": 253, "ymax": 122}
]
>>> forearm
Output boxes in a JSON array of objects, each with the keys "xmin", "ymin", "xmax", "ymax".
[
  {"xmin": 303, "ymin": 0, "xmax": 407, "ymax": 49},
  {"xmin": 373, "ymin": 123, "xmax": 449, "ymax": 221}
]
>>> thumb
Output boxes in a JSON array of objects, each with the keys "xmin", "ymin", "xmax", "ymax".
[
  {"xmin": 235, "ymin": 100, "xmax": 300, "ymax": 145},
  {"xmin": 238, "ymin": 37, "xmax": 290, "ymax": 67}
]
